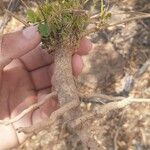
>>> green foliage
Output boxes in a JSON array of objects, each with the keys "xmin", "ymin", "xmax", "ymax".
[
  {"xmin": 38, "ymin": 23, "xmax": 50, "ymax": 37},
  {"xmin": 27, "ymin": 9, "xmax": 40, "ymax": 23},
  {"xmin": 26, "ymin": 0, "xmax": 111, "ymax": 48},
  {"xmin": 100, "ymin": 0, "xmax": 111, "ymax": 24},
  {"xmin": 27, "ymin": 0, "xmax": 89, "ymax": 47}
]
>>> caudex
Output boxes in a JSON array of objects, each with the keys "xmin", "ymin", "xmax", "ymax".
[
  {"xmin": 26, "ymin": 1, "xmax": 110, "ymax": 113},
  {"xmin": 19, "ymin": 0, "xmax": 111, "ymax": 147},
  {"xmin": 1, "ymin": 0, "xmax": 150, "ymax": 149},
  {"xmin": 22, "ymin": 0, "xmax": 111, "ymax": 129}
]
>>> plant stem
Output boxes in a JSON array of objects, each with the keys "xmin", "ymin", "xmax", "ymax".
[
  {"xmin": 53, "ymin": 46, "xmax": 80, "ymax": 119},
  {"xmin": 53, "ymin": 46, "xmax": 100, "ymax": 149}
]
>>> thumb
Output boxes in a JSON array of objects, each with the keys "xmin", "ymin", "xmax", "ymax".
[{"xmin": 0, "ymin": 26, "xmax": 41, "ymax": 59}]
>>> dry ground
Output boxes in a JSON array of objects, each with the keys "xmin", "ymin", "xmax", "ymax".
[{"xmin": 0, "ymin": 0, "xmax": 149, "ymax": 150}]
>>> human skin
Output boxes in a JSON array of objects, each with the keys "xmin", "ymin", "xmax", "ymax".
[{"xmin": 0, "ymin": 26, "xmax": 92, "ymax": 149}]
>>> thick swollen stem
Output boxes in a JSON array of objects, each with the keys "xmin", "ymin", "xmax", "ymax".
[
  {"xmin": 53, "ymin": 46, "xmax": 80, "ymax": 120},
  {"xmin": 53, "ymin": 46, "xmax": 100, "ymax": 149}
]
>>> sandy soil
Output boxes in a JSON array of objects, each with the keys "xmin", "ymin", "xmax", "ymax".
[{"xmin": 0, "ymin": 0, "xmax": 149, "ymax": 150}]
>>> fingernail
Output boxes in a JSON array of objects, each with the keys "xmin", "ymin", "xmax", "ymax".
[{"xmin": 23, "ymin": 26, "xmax": 38, "ymax": 40}]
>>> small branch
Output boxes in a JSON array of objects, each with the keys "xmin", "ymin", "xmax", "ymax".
[
  {"xmin": 17, "ymin": 100, "xmax": 79, "ymax": 134},
  {"xmin": 17, "ymin": 97, "xmax": 150, "ymax": 134},
  {"xmin": 70, "ymin": 98, "xmax": 150, "ymax": 128},
  {"xmin": 0, "ymin": 92, "xmax": 57, "ymax": 125},
  {"xmin": 86, "ymin": 13, "xmax": 150, "ymax": 36},
  {"xmin": 20, "ymin": 0, "xmax": 29, "ymax": 9},
  {"xmin": 110, "ymin": 13, "xmax": 150, "ymax": 27},
  {"xmin": 90, "ymin": 11, "xmax": 150, "ymax": 20}
]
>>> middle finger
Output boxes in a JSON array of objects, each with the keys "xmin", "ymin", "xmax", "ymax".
[{"xmin": 20, "ymin": 38, "xmax": 92, "ymax": 72}]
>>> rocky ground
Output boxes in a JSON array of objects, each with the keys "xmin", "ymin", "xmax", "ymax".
[{"xmin": 0, "ymin": 0, "xmax": 150, "ymax": 150}]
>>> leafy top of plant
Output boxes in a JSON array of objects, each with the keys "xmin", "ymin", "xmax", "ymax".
[{"xmin": 27, "ymin": 0, "xmax": 90, "ymax": 49}]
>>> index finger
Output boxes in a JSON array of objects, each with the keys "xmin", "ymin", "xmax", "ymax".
[{"xmin": 0, "ymin": 26, "xmax": 41, "ymax": 59}]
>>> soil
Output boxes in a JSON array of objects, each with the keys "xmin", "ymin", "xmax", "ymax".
[{"xmin": 0, "ymin": 0, "xmax": 150, "ymax": 150}]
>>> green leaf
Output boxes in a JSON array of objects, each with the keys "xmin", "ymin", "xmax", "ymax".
[
  {"xmin": 27, "ymin": 9, "xmax": 39, "ymax": 23},
  {"xmin": 38, "ymin": 23, "xmax": 50, "ymax": 37}
]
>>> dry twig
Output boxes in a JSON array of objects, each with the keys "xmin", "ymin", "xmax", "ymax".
[
  {"xmin": 0, "ymin": 0, "xmax": 21, "ymax": 33},
  {"xmin": 17, "ymin": 97, "xmax": 150, "ymax": 134},
  {"xmin": 86, "ymin": 13, "xmax": 150, "ymax": 36},
  {"xmin": 0, "ymin": 92, "xmax": 57, "ymax": 125},
  {"xmin": 70, "ymin": 98, "xmax": 150, "ymax": 128},
  {"xmin": 4, "ymin": 9, "xmax": 29, "ymax": 27},
  {"xmin": 17, "ymin": 100, "xmax": 80, "ymax": 134}
]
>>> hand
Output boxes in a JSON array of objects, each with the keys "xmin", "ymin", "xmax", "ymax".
[{"xmin": 0, "ymin": 26, "xmax": 92, "ymax": 149}]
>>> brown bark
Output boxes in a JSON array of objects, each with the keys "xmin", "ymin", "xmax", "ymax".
[
  {"xmin": 53, "ymin": 46, "xmax": 80, "ymax": 120},
  {"xmin": 53, "ymin": 46, "xmax": 99, "ymax": 149}
]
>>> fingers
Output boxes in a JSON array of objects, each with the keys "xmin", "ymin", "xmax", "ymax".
[
  {"xmin": 0, "ymin": 38, "xmax": 12, "ymax": 70},
  {"xmin": 29, "ymin": 38, "xmax": 91, "ymax": 90},
  {"xmin": 21, "ymin": 37, "xmax": 92, "ymax": 72},
  {"xmin": 31, "ymin": 55, "xmax": 83, "ymax": 90},
  {"xmin": 0, "ymin": 26, "xmax": 91, "ymax": 73},
  {"xmin": 32, "ymin": 88, "xmax": 58, "ymax": 124},
  {"xmin": 20, "ymin": 46, "xmax": 54, "ymax": 71},
  {"xmin": 1, "ymin": 26, "xmax": 41, "ymax": 59},
  {"xmin": 31, "ymin": 65, "xmax": 53, "ymax": 90},
  {"xmin": 77, "ymin": 37, "xmax": 92, "ymax": 55},
  {"xmin": 72, "ymin": 54, "xmax": 83, "ymax": 76},
  {"xmin": 0, "ymin": 56, "xmax": 12, "ymax": 70}
]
